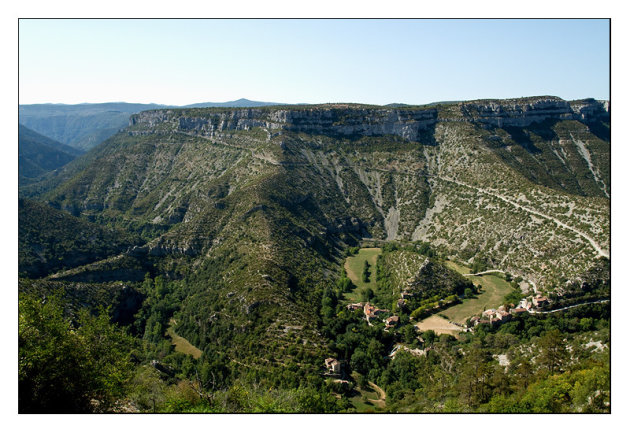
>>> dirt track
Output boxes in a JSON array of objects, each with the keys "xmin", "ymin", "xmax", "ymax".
[{"xmin": 367, "ymin": 381, "xmax": 387, "ymax": 408}]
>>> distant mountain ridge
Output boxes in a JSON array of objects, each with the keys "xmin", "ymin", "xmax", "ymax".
[
  {"xmin": 182, "ymin": 98, "xmax": 282, "ymax": 108},
  {"xmin": 19, "ymin": 99, "xmax": 282, "ymax": 151}
]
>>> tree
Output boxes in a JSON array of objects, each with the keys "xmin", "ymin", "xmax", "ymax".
[
  {"xmin": 336, "ymin": 275, "xmax": 354, "ymax": 293},
  {"xmin": 456, "ymin": 344, "xmax": 493, "ymax": 407},
  {"xmin": 128, "ymin": 365, "xmax": 168, "ymax": 412},
  {"xmin": 421, "ymin": 330, "xmax": 437, "ymax": 346},
  {"xmin": 362, "ymin": 260, "xmax": 370, "ymax": 283},
  {"xmin": 366, "ymin": 339, "xmax": 385, "ymax": 370},
  {"xmin": 350, "ymin": 348, "xmax": 370, "ymax": 374},
  {"xmin": 510, "ymin": 358, "xmax": 534, "ymax": 392},
  {"xmin": 402, "ymin": 325, "xmax": 418, "ymax": 346},
  {"xmin": 321, "ymin": 288, "xmax": 337, "ymax": 320},
  {"xmin": 538, "ymin": 329, "xmax": 568, "ymax": 374},
  {"xmin": 361, "ymin": 287, "xmax": 374, "ymax": 302},
  {"xmin": 19, "ymin": 292, "xmax": 134, "ymax": 413}
]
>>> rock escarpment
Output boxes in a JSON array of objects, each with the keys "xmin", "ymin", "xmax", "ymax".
[
  {"xmin": 130, "ymin": 105, "xmax": 439, "ymax": 142},
  {"xmin": 129, "ymin": 96, "xmax": 608, "ymax": 141},
  {"xmin": 459, "ymin": 97, "xmax": 608, "ymax": 128}
]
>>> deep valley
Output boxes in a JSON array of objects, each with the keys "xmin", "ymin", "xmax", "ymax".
[{"xmin": 18, "ymin": 96, "xmax": 611, "ymax": 413}]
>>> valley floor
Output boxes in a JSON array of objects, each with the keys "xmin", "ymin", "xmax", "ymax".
[
  {"xmin": 343, "ymin": 247, "xmax": 382, "ymax": 303},
  {"xmin": 442, "ymin": 262, "xmax": 514, "ymax": 324}
]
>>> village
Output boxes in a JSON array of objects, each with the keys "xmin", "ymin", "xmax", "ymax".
[
  {"xmin": 324, "ymin": 289, "xmax": 551, "ymax": 375},
  {"xmin": 468, "ymin": 293, "xmax": 550, "ymax": 327},
  {"xmin": 323, "ymin": 245, "xmax": 590, "ymax": 379}
]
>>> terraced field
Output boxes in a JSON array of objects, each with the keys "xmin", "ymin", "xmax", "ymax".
[{"xmin": 415, "ymin": 315, "xmax": 464, "ymax": 336}]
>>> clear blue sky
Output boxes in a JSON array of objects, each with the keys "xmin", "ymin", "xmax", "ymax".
[{"xmin": 18, "ymin": 19, "xmax": 610, "ymax": 105}]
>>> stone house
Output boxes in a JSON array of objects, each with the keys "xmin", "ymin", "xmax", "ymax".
[
  {"xmin": 385, "ymin": 315, "xmax": 399, "ymax": 329},
  {"xmin": 533, "ymin": 295, "xmax": 549, "ymax": 308},
  {"xmin": 346, "ymin": 302, "xmax": 364, "ymax": 311},
  {"xmin": 325, "ymin": 357, "xmax": 341, "ymax": 375}
]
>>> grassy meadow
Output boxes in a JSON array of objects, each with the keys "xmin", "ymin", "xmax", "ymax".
[
  {"xmin": 441, "ymin": 261, "xmax": 513, "ymax": 324},
  {"xmin": 343, "ymin": 248, "xmax": 382, "ymax": 303}
]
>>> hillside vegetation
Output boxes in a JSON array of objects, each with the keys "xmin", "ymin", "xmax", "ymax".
[
  {"xmin": 18, "ymin": 124, "xmax": 83, "ymax": 185},
  {"xmin": 18, "ymin": 96, "xmax": 610, "ymax": 413},
  {"xmin": 18, "ymin": 198, "xmax": 140, "ymax": 278}
]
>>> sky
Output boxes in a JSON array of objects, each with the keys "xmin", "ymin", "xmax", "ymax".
[
  {"xmin": 18, "ymin": 19, "xmax": 610, "ymax": 106},
  {"xmin": 5, "ymin": 8, "xmax": 630, "ymax": 430}
]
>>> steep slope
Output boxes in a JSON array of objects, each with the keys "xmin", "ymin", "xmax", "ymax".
[
  {"xmin": 20, "ymin": 96, "xmax": 610, "ymax": 364},
  {"xmin": 18, "ymin": 124, "xmax": 83, "ymax": 185},
  {"xmin": 409, "ymin": 100, "xmax": 609, "ymax": 289},
  {"xmin": 18, "ymin": 198, "xmax": 140, "ymax": 278}
]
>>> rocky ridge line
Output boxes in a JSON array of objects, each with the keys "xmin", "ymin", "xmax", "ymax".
[{"xmin": 129, "ymin": 97, "xmax": 608, "ymax": 143}]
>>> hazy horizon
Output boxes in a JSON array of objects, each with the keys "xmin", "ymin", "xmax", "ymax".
[
  {"xmin": 18, "ymin": 94, "xmax": 610, "ymax": 107},
  {"xmin": 19, "ymin": 19, "xmax": 610, "ymax": 106}
]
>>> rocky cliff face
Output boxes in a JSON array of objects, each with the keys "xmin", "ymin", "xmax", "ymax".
[
  {"xmin": 129, "ymin": 97, "xmax": 609, "ymax": 141},
  {"xmin": 459, "ymin": 97, "xmax": 609, "ymax": 128},
  {"xmin": 130, "ymin": 106, "xmax": 439, "ymax": 142}
]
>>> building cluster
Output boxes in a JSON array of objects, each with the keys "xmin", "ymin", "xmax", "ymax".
[
  {"xmin": 385, "ymin": 315, "xmax": 399, "ymax": 329},
  {"xmin": 346, "ymin": 301, "xmax": 401, "ymax": 330},
  {"xmin": 475, "ymin": 305, "xmax": 512, "ymax": 326},
  {"xmin": 513, "ymin": 294, "xmax": 549, "ymax": 311},
  {"xmin": 346, "ymin": 302, "xmax": 363, "ymax": 311},
  {"xmin": 532, "ymin": 294, "xmax": 549, "ymax": 308},
  {"xmin": 469, "ymin": 294, "xmax": 550, "ymax": 327},
  {"xmin": 363, "ymin": 302, "xmax": 389, "ymax": 322}
]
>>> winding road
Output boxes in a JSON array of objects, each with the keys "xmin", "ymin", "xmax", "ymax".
[
  {"xmin": 462, "ymin": 269, "xmax": 538, "ymax": 293},
  {"xmin": 440, "ymin": 177, "xmax": 609, "ymax": 259},
  {"xmin": 531, "ymin": 298, "xmax": 609, "ymax": 315}
]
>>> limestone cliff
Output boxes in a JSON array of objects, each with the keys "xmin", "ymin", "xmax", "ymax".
[
  {"xmin": 459, "ymin": 97, "xmax": 608, "ymax": 128},
  {"xmin": 129, "ymin": 96, "xmax": 608, "ymax": 141}
]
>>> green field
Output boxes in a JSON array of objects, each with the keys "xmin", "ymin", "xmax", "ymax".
[
  {"xmin": 343, "ymin": 248, "xmax": 382, "ymax": 303},
  {"xmin": 166, "ymin": 318, "xmax": 203, "ymax": 359},
  {"xmin": 441, "ymin": 261, "xmax": 513, "ymax": 324}
]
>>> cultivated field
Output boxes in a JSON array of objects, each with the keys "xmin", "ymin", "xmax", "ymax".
[
  {"xmin": 415, "ymin": 315, "xmax": 464, "ymax": 336},
  {"xmin": 344, "ymin": 248, "xmax": 382, "ymax": 303},
  {"xmin": 441, "ymin": 261, "xmax": 513, "ymax": 324}
]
